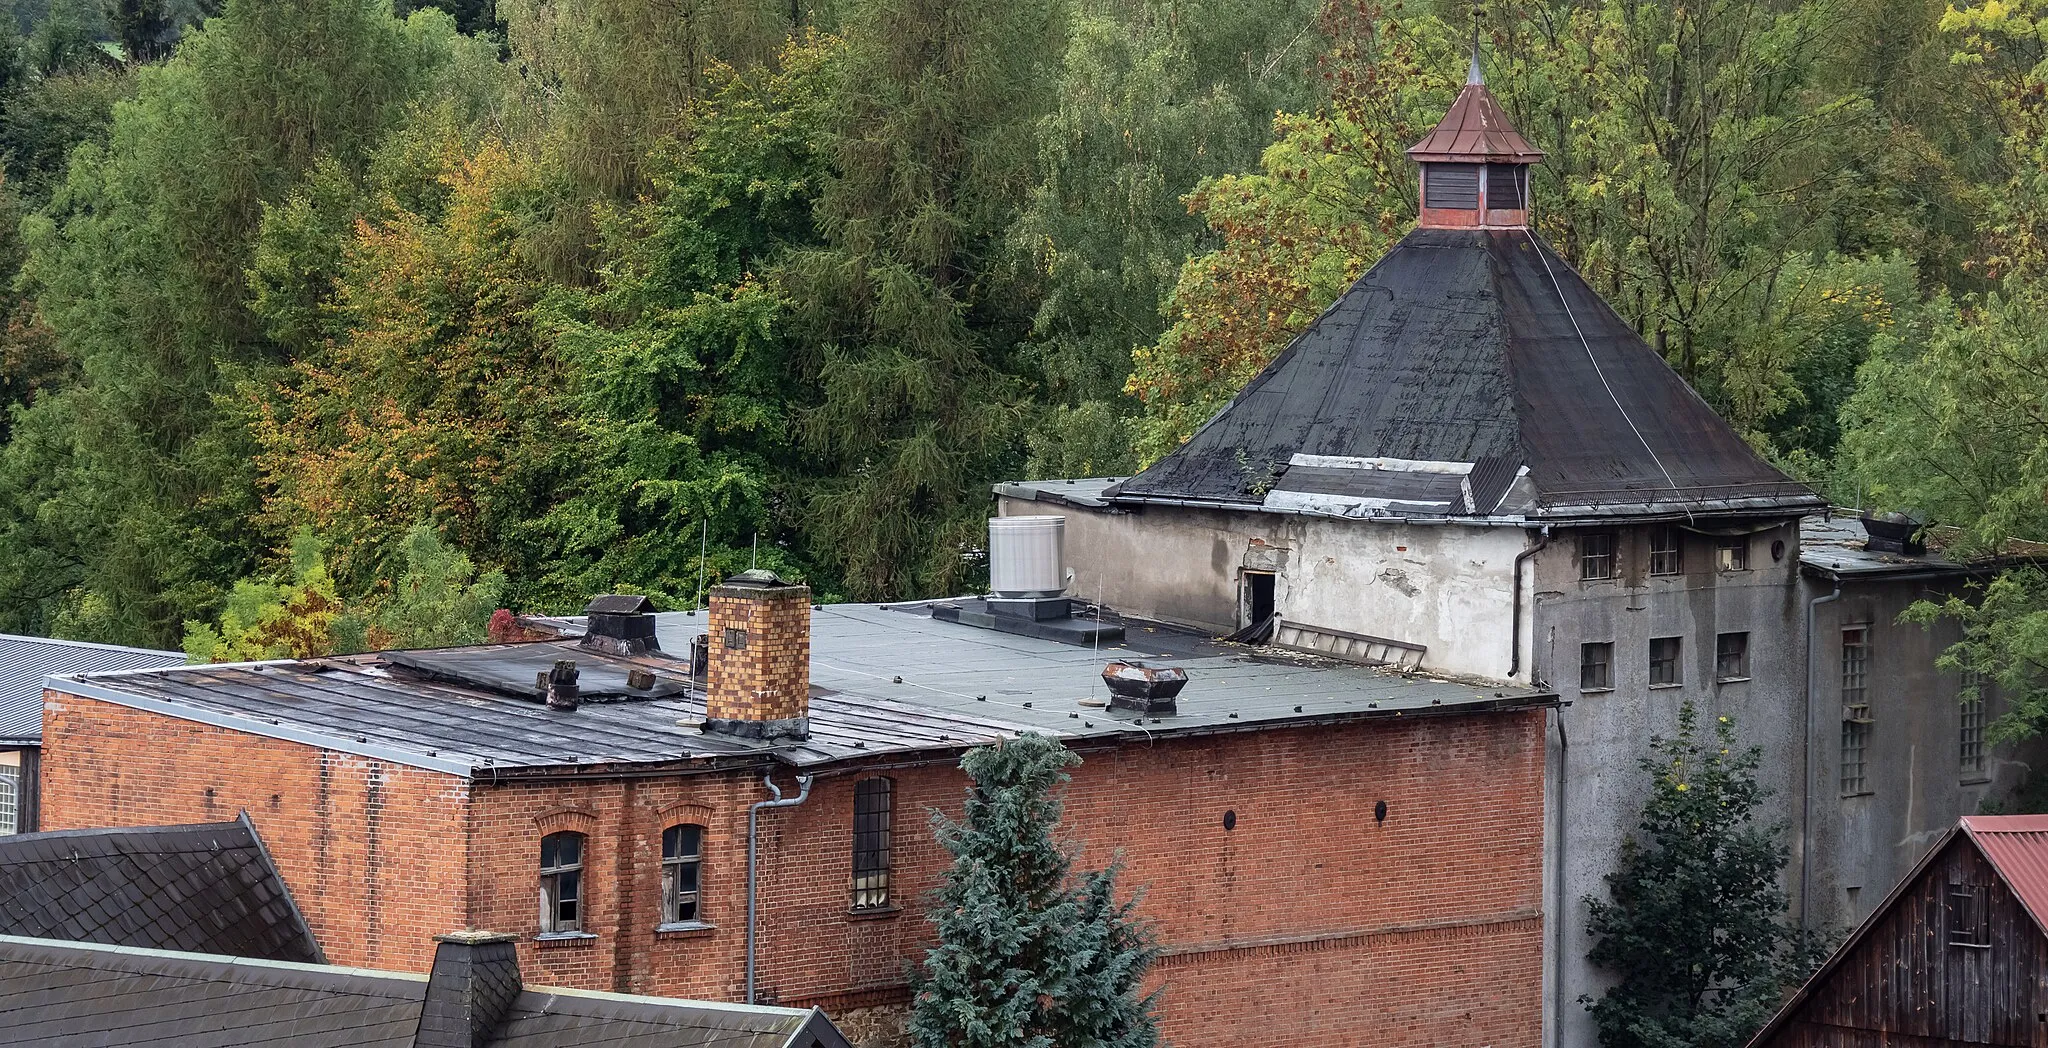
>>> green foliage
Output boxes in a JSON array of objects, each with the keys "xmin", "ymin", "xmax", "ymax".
[
  {"xmin": 372, "ymin": 522, "xmax": 505, "ymax": 648},
  {"xmin": 181, "ymin": 529, "xmax": 349, "ymax": 662},
  {"xmin": 911, "ymin": 733, "xmax": 1158, "ymax": 1048},
  {"xmin": 1583, "ymin": 703, "xmax": 1819, "ymax": 1048}
]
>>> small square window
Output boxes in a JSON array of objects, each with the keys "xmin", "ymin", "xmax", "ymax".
[
  {"xmin": 723, "ymin": 626, "xmax": 748, "ymax": 649},
  {"xmin": 1716, "ymin": 633, "xmax": 1749, "ymax": 681},
  {"xmin": 1580, "ymin": 532, "xmax": 1617, "ymax": 581},
  {"xmin": 1716, "ymin": 537, "xmax": 1748, "ymax": 571},
  {"xmin": 1649, "ymin": 637, "xmax": 1682, "ymax": 686},
  {"xmin": 1649, "ymin": 526, "xmax": 1683, "ymax": 576},
  {"xmin": 1580, "ymin": 643, "xmax": 1613, "ymax": 691}
]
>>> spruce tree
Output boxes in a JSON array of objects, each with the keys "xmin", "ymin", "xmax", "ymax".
[
  {"xmin": 1583, "ymin": 702, "xmax": 1819, "ymax": 1048},
  {"xmin": 912, "ymin": 733, "xmax": 1157, "ymax": 1048}
]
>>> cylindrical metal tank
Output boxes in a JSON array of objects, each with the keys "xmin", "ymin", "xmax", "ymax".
[{"xmin": 988, "ymin": 515, "xmax": 1066, "ymax": 597}]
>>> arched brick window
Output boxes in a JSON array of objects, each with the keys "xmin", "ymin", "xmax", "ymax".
[
  {"xmin": 539, "ymin": 831, "xmax": 585, "ymax": 934},
  {"xmin": 661, "ymin": 824, "xmax": 705, "ymax": 925}
]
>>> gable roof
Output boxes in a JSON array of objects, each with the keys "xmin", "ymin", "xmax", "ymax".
[
  {"xmin": 0, "ymin": 814, "xmax": 321, "ymax": 963},
  {"xmin": 1745, "ymin": 815, "xmax": 2048, "ymax": 1047},
  {"xmin": 0, "ymin": 935, "xmax": 850, "ymax": 1048},
  {"xmin": 0, "ymin": 634, "xmax": 182, "ymax": 745},
  {"xmin": 1108, "ymin": 229, "xmax": 1820, "ymax": 521}
]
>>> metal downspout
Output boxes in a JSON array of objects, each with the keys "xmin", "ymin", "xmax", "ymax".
[
  {"xmin": 1511, "ymin": 525, "xmax": 1553, "ymax": 678},
  {"xmin": 747, "ymin": 772, "xmax": 813, "ymax": 1004},
  {"xmin": 1551, "ymin": 709, "xmax": 1569, "ymax": 1048},
  {"xmin": 1802, "ymin": 581, "xmax": 1841, "ymax": 942}
]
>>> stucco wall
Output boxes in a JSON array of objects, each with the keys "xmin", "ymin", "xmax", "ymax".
[{"xmin": 997, "ymin": 498, "xmax": 1530, "ymax": 681}]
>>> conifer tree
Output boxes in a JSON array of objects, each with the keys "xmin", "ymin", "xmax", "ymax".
[
  {"xmin": 911, "ymin": 733, "xmax": 1158, "ymax": 1048},
  {"xmin": 1583, "ymin": 703, "xmax": 1817, "ymax": 1048}
]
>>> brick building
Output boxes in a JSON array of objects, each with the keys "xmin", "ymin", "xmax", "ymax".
[{"xmin": 40, "ymin": 579, "xmax": 1555, "ymax": 1048}]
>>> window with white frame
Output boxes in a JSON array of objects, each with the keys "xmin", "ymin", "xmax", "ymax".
[
  {"xmin": 0, "ymin": 765, "xmax": 16, "ymax": 836},
  {"xmin": 1580, "ymin": 532, "xmax": 1617, "ymax": 581}
]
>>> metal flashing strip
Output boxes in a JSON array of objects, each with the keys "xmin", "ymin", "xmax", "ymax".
[
  {"xmin": 46, "ymin": 675, "xmax": 478, "ymax": 778},
  {"xmin": 1286, "ymin": 454, "xmax": 1474, "ymax": 474},
  {"xmin": 0, "ymin": 932, "xmax": 434, "ymax": 983}
]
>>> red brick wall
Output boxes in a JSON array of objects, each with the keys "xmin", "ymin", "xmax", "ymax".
[
  {"xmin": 469, "ymin": 710, "xmax": 1546, "ymax": 1048},
  {"xmin": 40, "ymin": 683, "xmax": 1546, "ymax": 1048},
  {"xmin": 38, "ymin": 689, "xmax": 472, "ymax": 971}
]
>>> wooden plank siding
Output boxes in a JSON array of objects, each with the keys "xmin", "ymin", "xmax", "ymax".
[{"xmin": 1759, "ymin": 839, "xmax": 2048, "ymax": 1047}]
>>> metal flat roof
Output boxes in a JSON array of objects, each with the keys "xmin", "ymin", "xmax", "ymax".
[
  {"xmin": 51, "ymin": 606, "xmax": 1553, "ymax": 778},
  {"xmin": 0, "ymin": 634, "xmax": 183, "ymax": 746},
  {"xmin": 1798, "ymin": 514, "xmax": 1972, "ymax": 580},
  {"xmin": 994, "ymin": 477, "xmax": 1124, "ymax": 510}
]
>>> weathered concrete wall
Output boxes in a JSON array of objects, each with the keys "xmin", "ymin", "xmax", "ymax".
[
  {"xmin": 997, "ymin": 497, "xmax": 1530, "ymax": 681},
  {"xmin": 1529, "ymin": 519, "xmax": 1806, "ymax": 1048}
]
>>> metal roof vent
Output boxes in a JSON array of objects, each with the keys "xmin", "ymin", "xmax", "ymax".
[
  {"xmin": 989, "ymin": 516, "xmax": 1066, "ymax": 598},
  {"xmin": 581, "ymin": 594, "xmax": 660, "ymax": 656},
  {"xmin": 1102, "ymin": 660, "xmax": 1187, "ymax": 716},
  {"xmin": 1860, "ymin": 513, "xmax": 1927, "ymax": 556}
]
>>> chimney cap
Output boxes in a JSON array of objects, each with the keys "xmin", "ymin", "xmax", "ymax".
[
  {"xmin": 584, "ymin": 593, "xmax": 655, "ymax": 615},
  {"xmin": 723, "ymin": 568, "xmax": 800, "ymax": 588},
  {"xmin": 434, "ymin": 929, "xmax": 518, "ymax": 945}
]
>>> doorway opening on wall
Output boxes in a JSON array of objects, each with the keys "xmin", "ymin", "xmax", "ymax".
[{"xmin": 1243, "ymin": 571, "xmax": 1275, "ymax": 628}]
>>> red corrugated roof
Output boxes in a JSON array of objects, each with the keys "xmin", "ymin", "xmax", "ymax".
[
  {"xmin": 1962, "ymin": 815, "xmax": 2048, "ymax": 931},
  {"xmin": 1406, "ymin": 81, "xmax": 1545, "ymax": 163}
]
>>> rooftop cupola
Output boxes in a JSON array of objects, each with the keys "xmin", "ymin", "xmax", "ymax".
[{"xmin": 1406, "ymin": 48, "xmax": 1544, "ymax": 230}]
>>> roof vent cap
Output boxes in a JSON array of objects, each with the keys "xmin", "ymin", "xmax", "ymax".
[
  {"xmin": 1102, "ymin": 660, "xmax": 1187, "ymax": 716},
  {"xmin": 581, "ymin": 593, "xmax": 660, "ymax": 656}
]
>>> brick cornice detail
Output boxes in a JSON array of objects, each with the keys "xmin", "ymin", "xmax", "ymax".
[{"xmin": 533, "ymin": 807, "xmax": 598, "ymax": 834}]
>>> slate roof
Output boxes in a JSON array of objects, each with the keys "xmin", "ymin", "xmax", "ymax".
[
  {"xmin": 0, "ymin": 634, "xmax": 182, "ymax": 745},
  {"xmin": 49, "ymin": 605, "xmax": 1554, "ymax": 778},
  {"xmin": 1106, "ymin": 228, "xmax": 1822, "ymax": 521},
  {"xmin": 0, "ymin": 815, "xmax": 321, "ymax": 963},
  {"xmin": 0, "ymin": 935, "xmax": 849, "ymax": 1048}
]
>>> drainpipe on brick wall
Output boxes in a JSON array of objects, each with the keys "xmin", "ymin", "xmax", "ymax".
[
  {"xmin": 1550, "ymin": 707, "xmax": 1569, "ymax": 1048},
  {"xmin": 1510, "ymin": 525, "xmax": 1552, "ymax": 678},
  {"xmin": 747, "ymin": 771, "xmax": 813, "ymax": 1004},
  {"xmin": 1801, "ymin": 580, "xmax": 1841, "ymax": 945}
]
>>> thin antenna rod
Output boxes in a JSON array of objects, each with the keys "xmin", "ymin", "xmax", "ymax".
[
  {"xmin": 696, "ymin": 518, "xmax": 708, "ymax": 612},
  {"xmin": 751, "ymin": 532, "xmax": 759, "ymax": 570},
  {"xmin": 1468, "ymin": 7, "xmax": 1483, "ymax": 85}
]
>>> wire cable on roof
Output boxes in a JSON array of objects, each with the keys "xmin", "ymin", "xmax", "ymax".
[{"xmin": 1519, "ymin": 226, "xmax": 1692, "ymax": 523}]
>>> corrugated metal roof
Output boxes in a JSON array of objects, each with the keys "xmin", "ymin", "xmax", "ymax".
[
  {"xmin": 1105, "ymin": 229, "xmax": 1823, "ymax": 521},
  {"xmin": 0, "ymin": 935, "xmax": 845, "ymax": 1047},
  {"xmin": 50, "ymin": 605, "xmax": 1553, "ymax": 778},
  {"xmin": 1963, "ymin": 815, "xmax": 2048, "ymax": 932},
  {"xmin": 0, "ymin": 635, "xmax": 183, "ymax": 745}
]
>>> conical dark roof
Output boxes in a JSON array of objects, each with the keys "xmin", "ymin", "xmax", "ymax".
[{"xmin": 1109, "ymin": 229, "xmax": 1820, "ymax": 520}]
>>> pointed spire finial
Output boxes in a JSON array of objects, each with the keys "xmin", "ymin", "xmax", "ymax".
[{"xmin": 1468, "ymin": 9, "xmax": 1484, "ymax": 85}]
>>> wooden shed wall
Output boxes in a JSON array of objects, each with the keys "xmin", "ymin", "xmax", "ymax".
[{"xmin": 1760, "ymin": 840, "xmax": 2048, "ymax": 1047}]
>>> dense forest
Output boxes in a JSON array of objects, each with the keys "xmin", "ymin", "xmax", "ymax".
[{"xmin": 0, "ymin": 0, "xmax": 2044, "ymax": 681}]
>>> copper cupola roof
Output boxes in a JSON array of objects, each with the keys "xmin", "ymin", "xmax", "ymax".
[{"xmin": 1405, "ymin": 56, "xmax": 1546, "ymax": 164}]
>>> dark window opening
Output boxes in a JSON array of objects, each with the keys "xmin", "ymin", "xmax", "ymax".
[
  {"xmin": 1244, "ymin": 571, "xmax": 1275, "ymax": 627},
  {"xmin": 1649, "ymin": 526, "xmax": 1684, "ymax": 575},
  {"xmin": 540, "ymin": 831, "xmax": 585, "ymax": 934},
  {"xmin": 1580, "ymin": 642, "xmax": 1613, "ymax": 691},
  {"xmin": 1716, "ymin": 633, "xmax": 1750, "ymax": 681},
  {"xmin": 1717, "ymin": 537, "xmax": 1748, "ymax": 571},
  {"xmin": 1486, "ymin": 164, "xmax": 1527, "ymax": 209},
  {"xmin": 1949, "ymin": 883, "xmax": 1991, "ymax": 947},
  {"xmin": 1649, "ymin": 637, "xmax": 1682, "ymax": 686},
  {"xmin": 1424, "ymin": 164, "xmax": 1480, "ymax": 209},
  {"xmin": 1580, "ymin": 532, "xmax": 1617, "ymax": 581},
  {"xmin": 852, "ymin": 778, "xmax": 894, "ymax": 911},
  {"xmin": 662, "ymin": 824, "xmax": 705, "ymax": 925}
]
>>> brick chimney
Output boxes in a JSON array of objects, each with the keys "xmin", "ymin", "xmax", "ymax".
[
  {"xmin": 415, "ymin": 930, "xmax": 522, "ymax": 1048},
  {"xmin": 704, "ymin": 570, "xmax": 811, "ymax": 740}
]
